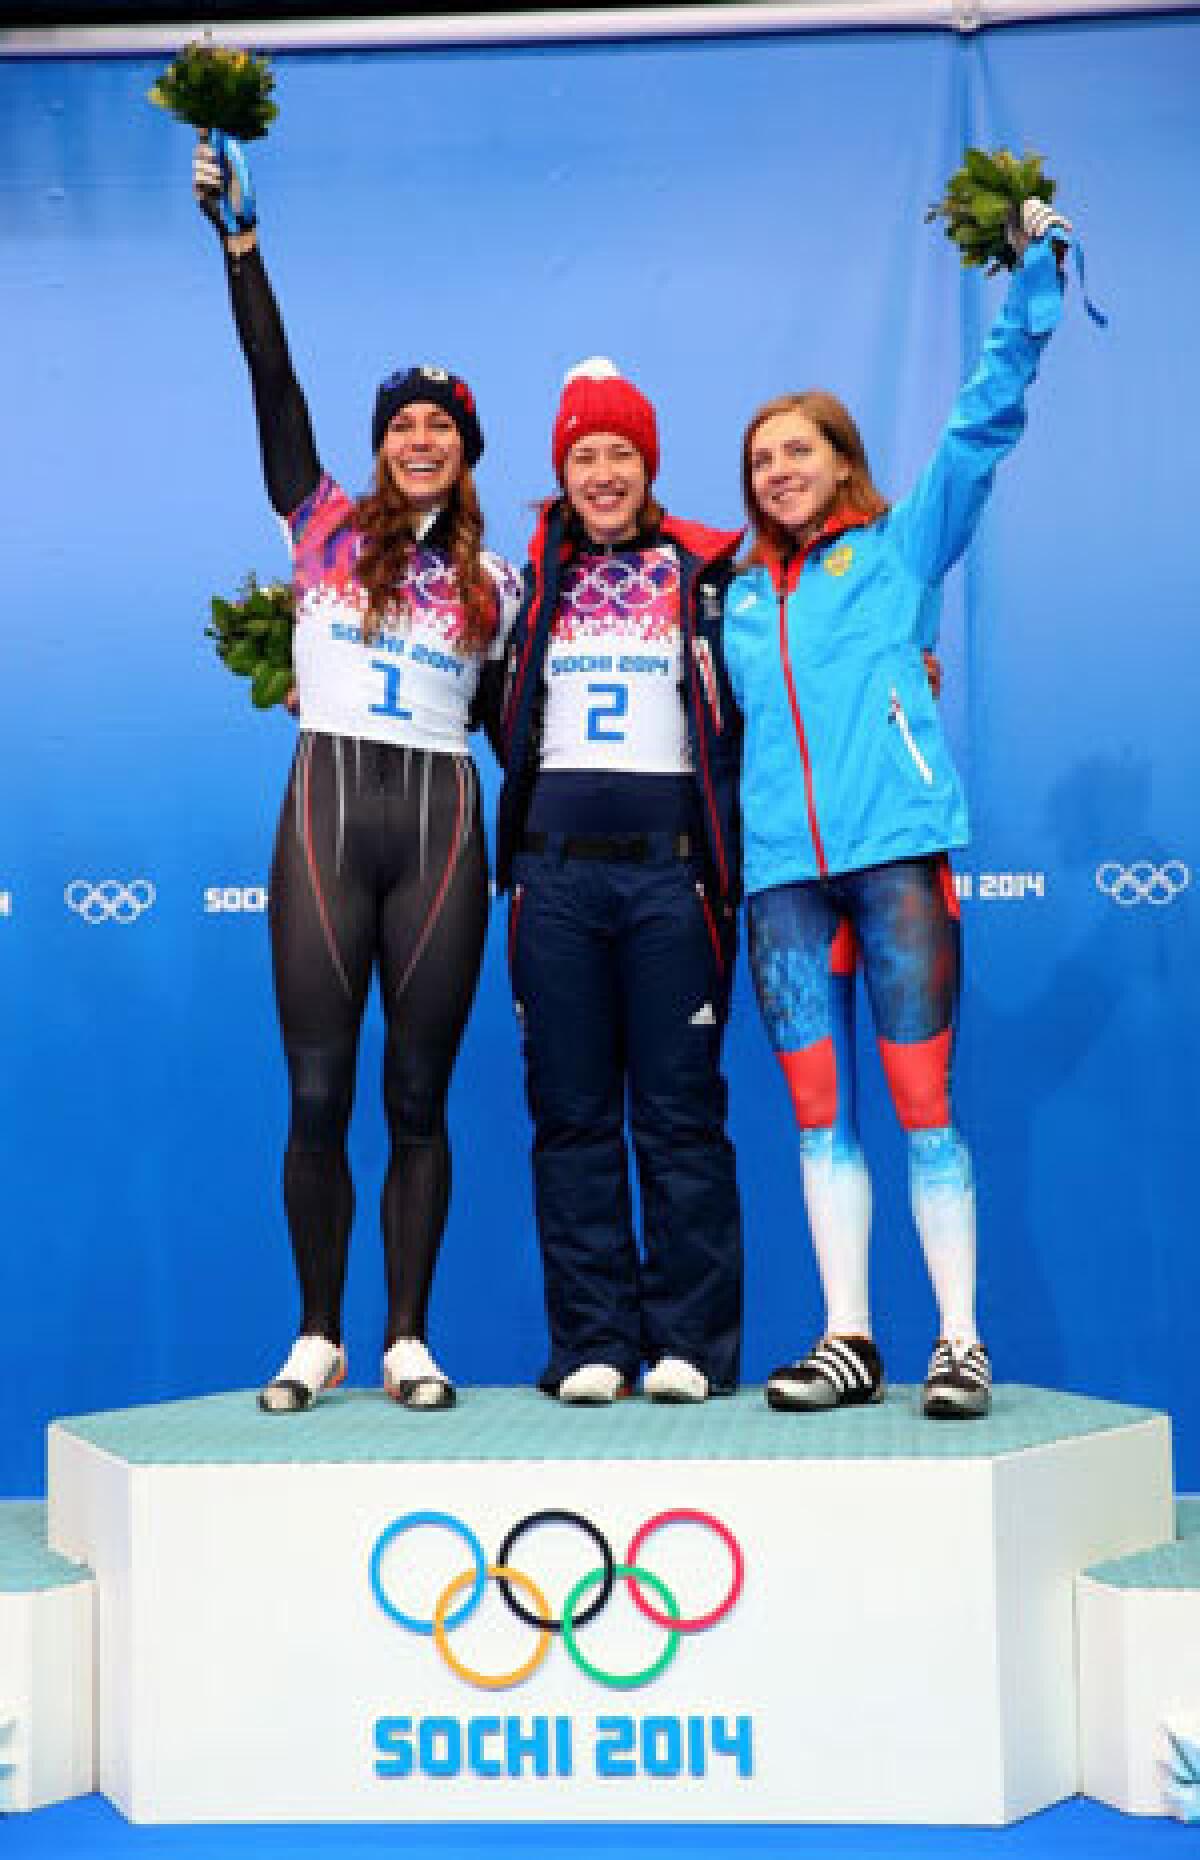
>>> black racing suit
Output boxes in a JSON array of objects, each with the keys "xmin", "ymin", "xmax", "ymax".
[{"xmin": 220, "ymin": 241, "xmax": 493, "ymax": 1352}]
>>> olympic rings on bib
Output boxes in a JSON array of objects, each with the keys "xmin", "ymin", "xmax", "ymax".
[
  {"xmin": 624, "ymin": 1508, "xmax": 745, "ymax": 1633},
  {"xmin": 369, "ymin": 1510, "xmax": 487, "ymax": 1636},
  {"xmin": 495, "ymin": 1508, "xmax": 616, "ymax": 1634},
  {"xmin": 433, "ymin": 1565, "xmax": 554, "ymax": 1691},
  {"xmin": 561, "ymin": 1563, "xmax": 682, "ymax": 1690},
  {"xmin": 407, "ymin": 558, "xmax": 458, "ymax": 604},
  {"xmin": 564, "ymin": 554, "xmax": 679, "ymax": 619}
]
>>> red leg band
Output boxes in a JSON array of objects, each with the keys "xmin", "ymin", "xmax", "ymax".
[
  {"xmin": 778, "ymin": 1039, "xmax": 838, "ymax": 1130},
  {"xmin": 877, "ymin": 1029, "xmax": 952, "ymax": 1131}
]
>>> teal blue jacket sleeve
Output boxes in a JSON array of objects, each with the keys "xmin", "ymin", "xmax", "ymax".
[{"xmin": 886, "ymin": 236, "xmax": 1064, "ymax": 589}]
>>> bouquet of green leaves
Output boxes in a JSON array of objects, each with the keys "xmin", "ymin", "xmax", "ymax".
[
  {"xmin": 148, "ymin": 39, "xmax": 277, "ymax": 139},
  {"xmin": 206, "ymin": 576, "xmax": 294, "ymax": 710},
  {"xmin": 926, "ymin": 148, "xmax": 1057, "ymax": 274}
]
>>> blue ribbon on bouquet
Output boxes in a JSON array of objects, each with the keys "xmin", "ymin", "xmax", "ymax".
[
  {"xmin": 209, "ymin": 128, "xmax": 257, "ymax": 238},
  {"xmin": 1052, "ymin": 230, "xmax": 1108, "ymax": 327},
  {"xmin": 1069, "ymin": 236, "xmax": 1107, "ymax": 327}
]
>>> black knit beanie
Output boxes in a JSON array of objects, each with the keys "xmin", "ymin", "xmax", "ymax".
[{"xmin": 370, "ymin": 365, "xmax": 484, "ymax": 467}]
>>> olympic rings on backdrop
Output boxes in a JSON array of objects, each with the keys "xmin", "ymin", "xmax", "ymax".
[
  {"xmin": 368, "ymin": 1505, "xmax": 744, "ymax": 1691},
  {"xmin": 1095, "ymin": 861, "xmax": 1190, "ymax": 907},
  {"xmin": 495, "ymin": 1508, "xmax": 615, "ymax": 1633},
  {"xmin": 65, "ymin": 879, "xmax": 156, "ymax": 925},
  {"xmin": 561, "ymin": 1563, "xmax": 682, "ymax": 1691},
  {"xmin": 625, "ymin": 1509, "xmax": 745, "ymax": 1634},
  {"xmin": 369, "ymin": 1511, "xmax": 487, "ymax": 1636},
  {"xmin": 433, "ymin": 1565, "xmax": 554, "ymax": 1691}
]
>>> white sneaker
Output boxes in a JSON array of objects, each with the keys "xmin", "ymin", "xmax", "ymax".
[
  {"xmin": 643, "ymin": 1357, "xmax": 709, "ymax": 1404},
  {"xmin": 258, "ymin": 1336, "xmax": 346, "ymax": 1414},
  {"xmin": 382, "ymin": 1338, "xmax": 455, "ymax": 1411},
  {"xmin": 557, "ymin": 1363, "xmax": 627, "ymax": 1405}
]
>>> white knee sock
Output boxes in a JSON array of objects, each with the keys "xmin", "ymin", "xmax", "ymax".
[
  {"xmin": 800, "ymin": 1128, "xmax": 872, "ymax": 1338},
  {"xmin": 909, "ymin": 1127, "xmax": 979, "ymax": 1346}
]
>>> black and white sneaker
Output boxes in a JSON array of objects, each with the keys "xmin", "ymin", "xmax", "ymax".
[
  {"xmin": 382, "ymin": 1338, "xmax": 456, "ymax": 1411},
  {"xmin": 258, "ymin": 1336, "xmax": 346, "ymax": 1414},
  {"xmin": 922, "ymin": 1339, "xmax": 991, "ymax": 1419},
  {"xmin": 766, "ymin": 1336, "xmax": 885, "ymax": 1412}
]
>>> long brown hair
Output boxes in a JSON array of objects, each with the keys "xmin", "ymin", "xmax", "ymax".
[
  {"xmin": 352, "ymin": 458, "xmax": 496, "ymax": 650},
  {"xmin": 740, "ymin": 391, "xmax": 888, "ymax": 566}
]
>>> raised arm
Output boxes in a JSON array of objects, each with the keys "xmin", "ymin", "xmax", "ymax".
[
  {"xmin": 887, "ymin": 198, "xmax": 1072, "ymax": 596},
  {"xmin": 192, "ymin": 138, "xmax": 321, "ymax": 519}
]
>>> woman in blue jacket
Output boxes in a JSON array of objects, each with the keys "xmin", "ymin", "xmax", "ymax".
[{"xmin": 723, "ymin": 200, "xmax": 1069, "ymax": 1419}]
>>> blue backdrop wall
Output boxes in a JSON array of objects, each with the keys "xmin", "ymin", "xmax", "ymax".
[{"xmin": 2, "ymin": 13, "xmax": 1197, "ymax": 1495}]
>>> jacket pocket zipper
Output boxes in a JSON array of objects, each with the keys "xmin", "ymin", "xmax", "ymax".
[
  {"xmin": 888, "ymin": 688, "xmax": 934, "ymax": 786},
  {"xmin": 695, "ymin": 881, "xmax": 725, "ymax": 979}
]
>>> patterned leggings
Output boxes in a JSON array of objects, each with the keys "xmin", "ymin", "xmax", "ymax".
[{"xmin": 746, "ymin": 854, "xmax": 961, "ymax": 1134}]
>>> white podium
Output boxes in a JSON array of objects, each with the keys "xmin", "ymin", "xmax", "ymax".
[
  {"xmin": 46, "ymin": 1383, "xmax": 1172, "ymax": 1825},
  {"xmin": 1077, "ymin": 1499, "xmax": 1200, "ymax": 1817},
  {"xmin": 0, "ymin": 1501, "xmax": 94, "ymax": 1813}
]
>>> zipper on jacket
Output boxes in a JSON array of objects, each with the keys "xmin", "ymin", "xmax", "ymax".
[
  {"xmin": 776, "ymin": 552, "xmax": 828, "ymax": 877},
  {"xmin": 888, "ymin": 688, "xmax": 934, "ymax": 785},
  {"xmin": 682, "ymin": 559, "xmax": 730, "ymax": 898},
  {"xmin": 693, "ymin": 632, "xmax": 723, "ymax": 734}
]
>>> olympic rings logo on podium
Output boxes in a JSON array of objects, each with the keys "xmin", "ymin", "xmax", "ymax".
[
  {"xmin": 65, "ymin": 879, "xmax": 156, "ymax": 924},
  {"xmin": 368, "ymin": 1506, "xmax": 745, "ymax": 1693},
  {"xmin": 1095, "ymin": 861, "xmax": 1190, "ymax": 907}
]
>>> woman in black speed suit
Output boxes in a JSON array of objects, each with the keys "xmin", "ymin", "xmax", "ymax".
[{"xmin": 193, "ymin": 137, "xmax": 521, "ymax": 1413}]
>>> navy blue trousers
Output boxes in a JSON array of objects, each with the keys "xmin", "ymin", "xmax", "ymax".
[{"xmin": 509, "ymin": 843, "xmax": 743, "ymax": 1393}]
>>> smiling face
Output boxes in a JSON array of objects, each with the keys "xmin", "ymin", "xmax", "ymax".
[
  {"xmin": 381, "ymin": 400, "xmax": 464, "ymax": 513},
  {"xmin": 747, "ymin": 409, "xmax": 850, "ymax": 546},
  {"xmin": 562, "ymin": 431, "xmax": 648, "ymax": 547}
]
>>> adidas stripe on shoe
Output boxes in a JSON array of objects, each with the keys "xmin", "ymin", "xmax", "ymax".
[
  {"xmin": 766, "ymin": 1335, "xmax": 885, "ymax": 1412},
  {"xmin": 922, "ymin": 1339, "xmax": 991, "ymax": 1419}
]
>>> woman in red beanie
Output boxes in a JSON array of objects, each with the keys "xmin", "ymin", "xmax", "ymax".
[{"xmin": 496, "ymin": 360, "xmax": 744, "ymax": 1403}]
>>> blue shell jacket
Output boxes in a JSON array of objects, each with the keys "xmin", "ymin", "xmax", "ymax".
[{"xmin": 723, "ymin": 238, "xmax": 1064, "ymax": 897}]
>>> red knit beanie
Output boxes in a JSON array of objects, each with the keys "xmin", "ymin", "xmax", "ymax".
[{"xmin": 552, "ymin": 357, "xmax": 660, "ymax": 483}]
